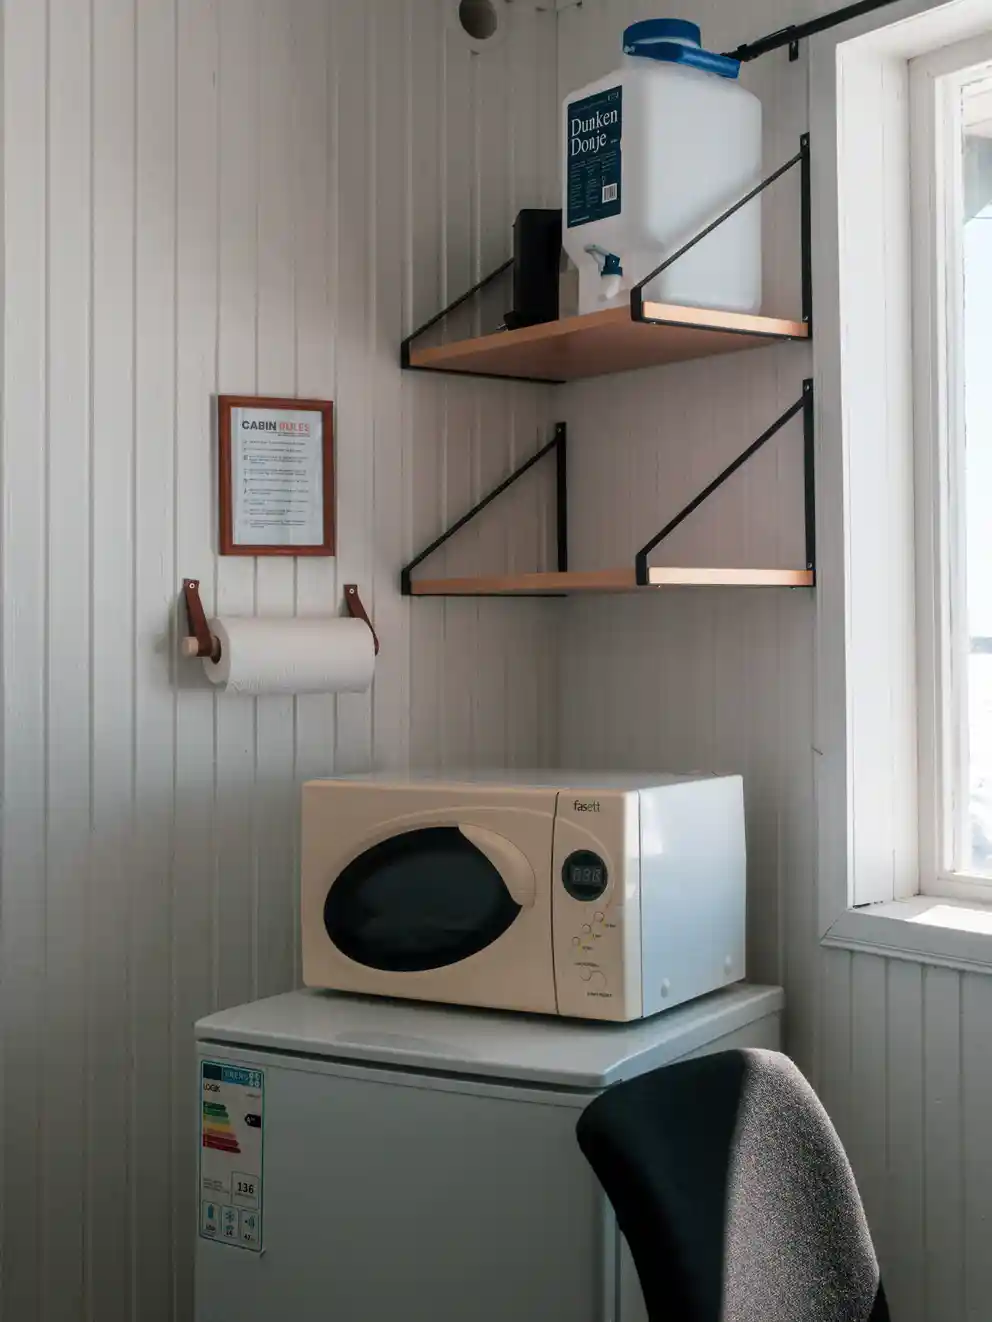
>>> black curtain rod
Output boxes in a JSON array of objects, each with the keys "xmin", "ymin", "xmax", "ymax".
[{"xmin": 723, "ymin": 0, "xmax": 905, "ymax": 62}]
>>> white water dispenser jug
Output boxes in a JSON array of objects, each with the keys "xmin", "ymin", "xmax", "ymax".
[{"xmin": 561, "ymin": 18, "xmax": 762, "ymax": 317}]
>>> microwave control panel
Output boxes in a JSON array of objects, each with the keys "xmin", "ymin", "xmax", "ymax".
[{"xmin": 551, "ymin": 791, "xmax": 641, "ymax": 1021}]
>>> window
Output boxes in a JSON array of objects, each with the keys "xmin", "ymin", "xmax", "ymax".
[
  {"xmin": 912, "ymin": 33, "xmax": 992, "ymax": 900},
  {"xmin": 811, "ymin": 1, "xmax": 992, "ymax": 957}
]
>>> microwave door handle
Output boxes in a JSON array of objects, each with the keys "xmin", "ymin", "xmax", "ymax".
[{"xmin": 457, "ymin": 824, "xmax": 537, "ymax": 909}]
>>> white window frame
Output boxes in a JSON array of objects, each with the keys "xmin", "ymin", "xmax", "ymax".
[
  {"xmin": 813, "ymin": 0, "xmax": 992, "ymax": 971},
  {"xmin": 912, "ymin": 33, "xmax": 992, "ymax": 901}
]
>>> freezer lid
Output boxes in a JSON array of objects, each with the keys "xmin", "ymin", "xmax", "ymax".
[{"xmin": 194, "ymin": 984, "xmax": 783, "ymax": 1089}]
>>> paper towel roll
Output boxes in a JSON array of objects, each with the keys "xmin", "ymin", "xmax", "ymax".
[{"xmin": 204, "ymin": 616, "xmax": 375, "ymax": 696}]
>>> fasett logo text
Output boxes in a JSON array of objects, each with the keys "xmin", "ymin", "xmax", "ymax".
[{"xmin": 572, "ymin": 800, "xmax": 601, "ymax": 813}]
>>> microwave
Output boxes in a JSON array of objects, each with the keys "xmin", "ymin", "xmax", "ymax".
[{"xmin": 301, "ymin": 771, "xmax": 746, "ymax": 1022}]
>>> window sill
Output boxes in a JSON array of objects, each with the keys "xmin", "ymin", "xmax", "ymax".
[{"xmin": 822, "ymin": 896, "xmax": 992, "ymax": 973}]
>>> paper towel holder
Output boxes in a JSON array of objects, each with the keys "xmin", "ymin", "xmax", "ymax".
[
  {"xmin": 344, "ymin": 584, "xmax": 380, "ymax": 655},
  {"xmin": 181, "ymin": 579, "xmax": 220, "ymax": 661},
  {"xmin": 180, "ymin": 577, "xmax": 380, "ymax": 660}
]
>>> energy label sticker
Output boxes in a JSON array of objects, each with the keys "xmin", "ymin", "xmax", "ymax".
[{"xmin": 199, "ymin": 1061, "xmax": 264, "ymax": 1253}]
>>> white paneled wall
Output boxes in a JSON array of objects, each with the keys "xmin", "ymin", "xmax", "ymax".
[
  {"xmin": 558, "ymin": 5, "xmax": 992, "ymax": 1322},
  {"xmin": 817, "ymin": 951, "xmax": 992, "ymax": 1322},
  {"xmin": 0, "ymin": 2, "xmax": 558, "ymax": 1319},
  {"xmin": 6, "ymin": 0, "xmax": 991, "ymax": 1319}
]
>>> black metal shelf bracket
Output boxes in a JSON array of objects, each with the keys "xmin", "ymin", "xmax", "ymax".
[
  {"xmin": 400, "ymin": 423, "xmax": 568, "ymax": 596},
  {"xmin": 401, "ymin": 257, "xmax": 510, "ymax": 367},
  {"xmin": 630, "ymin": 134, "xmax": 812, "ymax": 333},
  {"xmin": 400, "ymin": 259, "xmax": 565, "ymax": 386},
  {"xmin": 633, "ymin": 379, "xmax": 815, "ymax": 587}
]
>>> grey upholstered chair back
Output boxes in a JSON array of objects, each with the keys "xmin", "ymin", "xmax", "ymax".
[{"xmin": 577, "ymin": 1048, "xmax": 889, "ymax": 1322}]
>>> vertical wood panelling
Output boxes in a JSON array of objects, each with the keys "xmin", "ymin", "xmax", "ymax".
[
  {"xmin": 371, "ymin": 0, "xmax": 411, "ymax": 775},
  {"xmin": 45, "ymin": 3, "xmax": 92, "ymax": 1318},
  {"xmin": 407, "ymin": 0, "xmax": 444, "ymax": 773},
  {"xmin": 133, "ymin": 1, "xmax": 178, "ymax": 1316},
  {"xmin": 90, "ymin": 1, "xmax": 137, "ymax": 1316},
  {"xmin": 848, "ymin": 955, "xmax": 889, "ymax": 1263},
  {"xmin": 331, "ymin": 0, "xmax": 374, "ymax": 773},
  {"xmin": 0, "ymin": 3, "xmax": 559, "ymax": 1318},
  {"xmin": 214, "ymin": 1, "xmax": 260, "ymax": 1018},
  {"xmin": 173, "ymin": 3, "xmax": 220, "ymax": 1314},
  {"xmin": 253, "ymin": 0, "xmax": 297, "ymax": 1003},
  {"xmin": 817, "ymin": 948, "xmax": 853, "ymax": 1145},
  {"xmin": 961, "ymin": 974, "xmax": 992, "ymax": 1322},
  {"xmin": 923, "ymin": 966, "xmax": 965, "ymax": 1321},
  {"xmin": 2, "ymin": 1, "xmax": 48, "ymax": 1317},
  {"xmin": 884, "ymin": 959, "xmax": 926, "ymax": 1322},
  {"xmin": 778, "ymin": 586, "xmax": 817, "ymax": 1081},
  {"xmin": 291, "ymin": 0, "xmax": 336, "ymax": 991},
  {"xmin": 442, "ymin": 24, "xmax": 487, "ymax": 767}
]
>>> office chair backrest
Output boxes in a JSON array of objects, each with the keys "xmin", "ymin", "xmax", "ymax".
[{"xmin": 577, "ymin": 1049, "xmax": 888, "ymax": 1322}]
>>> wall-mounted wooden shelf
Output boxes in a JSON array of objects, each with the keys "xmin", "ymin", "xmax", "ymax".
[
  {"xmin": 407, "ymin": 302, "xmax": 808, "ymax": 384},
  {"xmin": 400, "ymin": 142, "xmax": 816, "ymax": 598},
  {"xmin": 409, "ymin": 567, "xmax": 816, "ymax": 596},
  {"xmin": 402, "ymin": 391, "xmax": 815, "ymax": 597}
]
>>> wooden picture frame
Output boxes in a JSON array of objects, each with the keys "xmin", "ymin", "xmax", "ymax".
[{"xmin": 218, "ymin": 395, "xmax": 335, "ymax": 556}]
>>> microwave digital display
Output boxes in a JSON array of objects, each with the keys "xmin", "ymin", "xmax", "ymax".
[{"xmin": 562, "ymin": 850, "xmax": 609, "ymax": 902}]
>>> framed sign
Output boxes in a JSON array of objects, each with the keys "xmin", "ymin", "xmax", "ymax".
[{"xmin": 219, "ymin": 395, "xmax": 334, "ymax": 556}]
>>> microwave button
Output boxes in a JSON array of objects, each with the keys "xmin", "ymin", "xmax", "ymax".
[
  {"xmin": 579, "ymin": 968, "xmax": 594, "ymax": 982},
  {"xmin": 594, "ymin": 911, "xmax": 605, "ymax": 924},
  {"xmin": 581, "ymin": 924, "xmax": 592, "ymax": 935},
  {"xmin": 589, "ymin": 971, "xmax": 607, "ymax": 989}
]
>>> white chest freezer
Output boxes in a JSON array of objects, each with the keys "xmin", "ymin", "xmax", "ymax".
[{"xmin": 194, "ymin": 984, "xmax": 783, "ymax": 1322}]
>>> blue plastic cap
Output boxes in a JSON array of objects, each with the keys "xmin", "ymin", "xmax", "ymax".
[
  {"xmin": 622, "ymin": 19, "xmax": 740, "ymax": 78},
  {"xmin": 622, "ymin": 18, "xmax": 701, "ymax": 50}
]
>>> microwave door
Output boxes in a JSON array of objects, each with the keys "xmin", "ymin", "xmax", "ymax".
[{"xmin": 322, "ymin": 825, "xmax": 529, "ymax": 973}]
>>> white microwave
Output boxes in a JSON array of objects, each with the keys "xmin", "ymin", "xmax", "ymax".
[{"xmin": 301, "ymin": 771, "xmax": 746, "ymax": 1022}]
